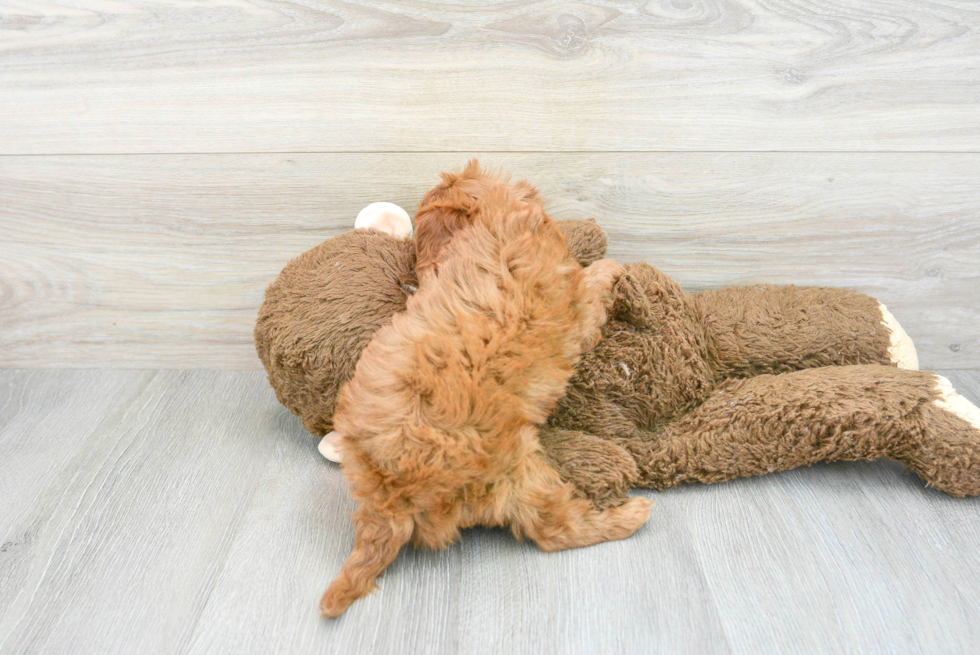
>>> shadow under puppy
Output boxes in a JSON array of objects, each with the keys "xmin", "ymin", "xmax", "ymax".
[{"xmin": 320, "ymin": 161, "xmax": 652, "ymax": 617}]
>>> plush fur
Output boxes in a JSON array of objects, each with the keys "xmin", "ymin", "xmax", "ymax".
[
  {"xmin": 253, "ymin": 165, "xmax": 980, "ymax": 614},
  {"xmin": 542, "ymin": 266, "xmax": 979, "ymax": 503},
  {"xmin": 608, "ymin": 365, "xmax": 980, "ymax": 496},
  {"xmin": 254, "ymin": 219, "xmax": 605, "ymax": 440},
  {"xmin": 319, "ymin": 163, "xmax": 650, "ymax": 617},
  {"xmin": 254, "ymin": 229, "xmax": 418, "ymax": 438}
]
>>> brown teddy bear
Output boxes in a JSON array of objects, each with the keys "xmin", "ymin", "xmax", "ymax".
[{"xmin": 255, "ymin": 176, "xmax": 980, "ymax": 509}]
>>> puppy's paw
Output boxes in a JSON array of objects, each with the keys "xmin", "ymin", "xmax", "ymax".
[
  {"xmin": 584, "ymin": 258, "xmax": 625, "ymax": 312},
  {"xmin": 607, "ymin": 496, "xmax": 652, "ymax": 539},
  {"xmin": 588, "ymin": 257, "xmax": 625, "ymax": 279},
  {"xmin": 581, "ymin": 327, "xmax": 603, "ymax": 353}
]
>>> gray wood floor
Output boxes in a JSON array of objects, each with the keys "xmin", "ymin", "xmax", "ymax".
[{"xmin": 1, "ymin": 369, "xmax": 979, "ymax": 654}]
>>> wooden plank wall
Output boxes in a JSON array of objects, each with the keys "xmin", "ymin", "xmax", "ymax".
[{"xmin": 1, "ymin": 1, "xmax": 978, "ymax": 369}]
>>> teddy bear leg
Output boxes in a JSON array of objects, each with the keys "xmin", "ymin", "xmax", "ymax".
[
  {"xmin": 538, "ymin": 427, "xmax": 639, "ymax": 509},
  {"xmin": 693, "ymin": 285, "xmax": 915, "ymax": 377},
  {"xmin": 618, "ymin": 365, "xmax": 980, "ymax": 495}
]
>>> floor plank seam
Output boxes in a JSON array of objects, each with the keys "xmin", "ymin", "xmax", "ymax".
[{"xmin": 3, "ymin": 150, "xmax": 980, "ymax": 157}]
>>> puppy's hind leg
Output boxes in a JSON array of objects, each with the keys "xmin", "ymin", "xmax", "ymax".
[
  {"xmin": 320, "ymin": 505, "xmax": 414, "ymax": 617},
  {"xmin": 508, "ymin": 453, "xmax": 651, "ymax": 553}
]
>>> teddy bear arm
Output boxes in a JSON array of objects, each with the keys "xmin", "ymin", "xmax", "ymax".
[
  {"xmin": 538, "ymin": 427, "xmax": 639, "ymax": 509},
  {"xmin": 692, "ymin": 285, "xmax": 916, "ymax": 379},
  {"xmin": 619, "ymin": 364, "xmax": 980, "ymax": 496},
  {"xmin": 557, "ymin": 218, "xmax": 608, "ymax": 267}
]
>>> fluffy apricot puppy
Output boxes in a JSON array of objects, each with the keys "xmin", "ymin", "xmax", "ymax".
[{"xmin": 320, "ymin": 163, "xmax": 652, "ymax": 617}]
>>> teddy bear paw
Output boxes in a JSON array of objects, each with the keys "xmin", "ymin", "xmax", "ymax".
[
  {"xmin": 933, "ymin": 375, "xmax": 980, "ymax": 432},
  {"xmin": 878, "ymin": 302, "xmax": 919, "ymax": 370},
  {"xmin": 584, "ymin": 258, "xmax": 626, "ymax": 313},
  {"xmin": 318, "ymin": 431, "xmax": 344, "ymax": 463}
]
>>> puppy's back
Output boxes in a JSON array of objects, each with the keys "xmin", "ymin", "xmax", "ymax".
[{"xmin": 335, "ymin": 194, "xmax": 586, "ymax": 473}]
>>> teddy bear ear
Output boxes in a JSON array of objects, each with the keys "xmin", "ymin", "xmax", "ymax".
[{"xmin": 354, "ymin": 202, "xmax": 413, "ymax": 239}]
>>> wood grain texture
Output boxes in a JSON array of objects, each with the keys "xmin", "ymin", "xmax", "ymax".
[
  {"xmin": 454, "ymin": 515, "xmax": 731, "ymax": 654},
  {"xmin": 0, "ymin": 370, "xmax": 281, "ymax": 655},
  {"xmin": 2, "ymin": 152, "xmax": 977, "ymax": 369},
  {"xmin": 0, "ymin": 369, "xmax": 145, "ymax": 540},
  {"xmin": 2, "ymin": 0, "xmax": 979, "ymax": 154},
  {"xmin": 183, "ymin": 411, "xmax": 463, "ymax": 655},
  {"xmin": 689, "ymin": 368, "xmax": 980, "ymax": 654},
  {"xmin": 1, "ymin": 369, "xmax": 979, "ymax": 654}
]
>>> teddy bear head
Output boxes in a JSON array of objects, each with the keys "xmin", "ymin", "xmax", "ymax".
[{"xmin": 255, "ymin": 204, "xmax": 609, "ymax": 438}]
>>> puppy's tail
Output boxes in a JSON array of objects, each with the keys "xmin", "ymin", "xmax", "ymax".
[{"xmin": 320, "ymin": 507, "xmax": 414, "ymax": 617}]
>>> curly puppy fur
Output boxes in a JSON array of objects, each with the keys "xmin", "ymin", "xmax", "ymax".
[{"xmin": 320, "ymin": 162, "xmax": 651, "ymax": 617}]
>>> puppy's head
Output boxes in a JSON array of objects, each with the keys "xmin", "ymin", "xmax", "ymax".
[{"xmin": 414, "ymin": 160, "xmax": 542, "ymax": 279}]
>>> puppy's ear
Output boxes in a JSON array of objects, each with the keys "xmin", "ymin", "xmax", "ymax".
[
  {"xmin": 415, "ymin": 159, "xmax": 505, "ymax": 278},
  {"xmin": 414, "ymin": 186, "xmax": 477, "ymax": 279}
]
